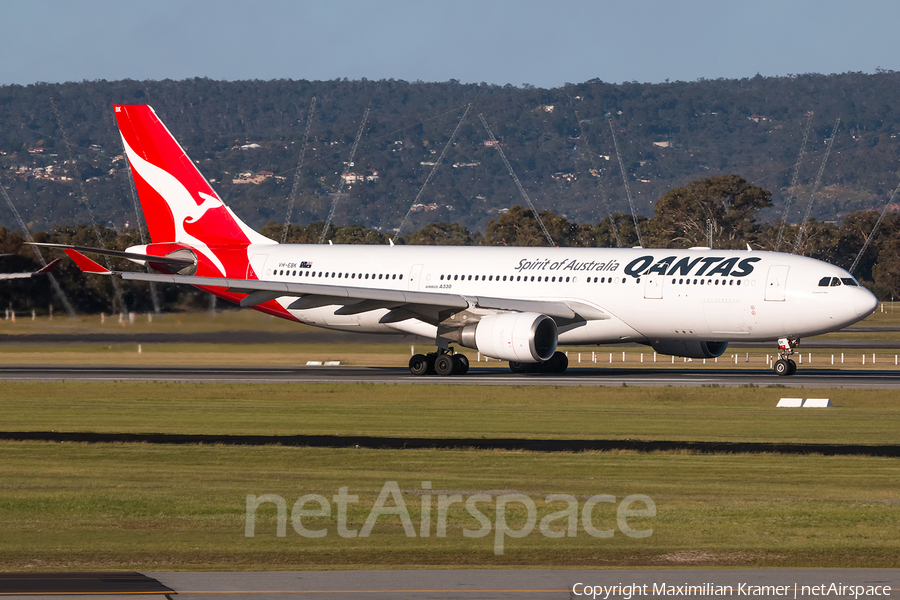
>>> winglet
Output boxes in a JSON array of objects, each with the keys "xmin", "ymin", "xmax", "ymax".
[
  {"xmin": 64, "ymin": 249, "xmax": 111, "ymax": 274},
  {"xmin": 34, "ymin": 258, "xmax": 61, "ymax": 275}
]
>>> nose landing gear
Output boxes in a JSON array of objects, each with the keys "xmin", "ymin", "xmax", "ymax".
[{"xmin": 773, "ymin": 337, "xmax": 799, "ymax": 376}]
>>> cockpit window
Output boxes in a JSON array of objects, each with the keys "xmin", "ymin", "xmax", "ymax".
[
  {"xmin": 818, "ymin": 277, "xmax": 831, "ymax": 287},
  {"xmin": 841, "ymin": 278, "xmax": 859, "ymax": 287},
  {"xmin": 830, "ymin": 277, "xmax": 842, "ymax": 287}
]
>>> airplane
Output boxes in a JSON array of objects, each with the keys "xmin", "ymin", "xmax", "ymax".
[{"xmin": 38, "ymin": 104, "xmax": 879, "ymax": 377}]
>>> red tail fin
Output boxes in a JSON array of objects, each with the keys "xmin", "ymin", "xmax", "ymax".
[{"xmin": 113, "ymin": 105, "xmax": 274, "ymax": 251}]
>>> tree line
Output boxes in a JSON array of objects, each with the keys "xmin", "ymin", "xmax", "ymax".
[{"xmin": 2, "ymin": 175, "xmax": 898, "ymax": 316}]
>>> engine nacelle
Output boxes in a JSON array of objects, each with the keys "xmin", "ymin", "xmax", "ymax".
[
  {"xmin": 649, "ymin": 340, "xmax": 728, "ymax": 359},
  {"xmin": 458, "ymin": 312, "xmax": 558, "ymax": 363}
]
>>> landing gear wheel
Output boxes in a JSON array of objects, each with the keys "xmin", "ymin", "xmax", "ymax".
[
  {"xmin": 773, "ymin": 358, "xmax": 791, "ymax": 376},
  {"xmin": 452, "ymin": 354, "xmax": 469, "ymax": 375},
  {"xmin": 409, "ymin": 354, "xmax": 429, "ymax": 376},
  {"xmin": 434, "ymin": 354, "xmax": 455, "ymax": 376},
  {"xmin": 787, "ymin": 359, "xmax": 797, "ymax": 375}
]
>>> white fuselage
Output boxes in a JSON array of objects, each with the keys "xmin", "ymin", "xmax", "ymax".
[{"xmin": 244, "ymin": 244, "xmax": 878, "ymax": 346}]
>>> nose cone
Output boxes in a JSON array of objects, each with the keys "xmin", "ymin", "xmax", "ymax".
[{"xmin": 854, "ymin": 287, "xmax": 879, "ymax": 318}]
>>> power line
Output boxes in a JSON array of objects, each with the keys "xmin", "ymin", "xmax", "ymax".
[
  {"xmin": 50, "ymin": 96, "xmax": 126, "ymax": 312},
  {"xmin": 774, "ymin": 111, "xmax": 813, "ymax": 252},
  {"xmin": 319, "ymin": 107, "xmax": 369, "ymax": 244},
  {"xmin": 282, "ymin": 96, "xmax": 317, "ymax": 244},
  {"xmin": 123, "ymin": 157, "xmax": 161, "ymax": 314},
  {"xmin": 608, "ymin": 116, "xmax": 643, "ymax": 248},
  {"xmin": 792, "ymin": 118, "xmax": 841, "ymax": 255},
  {"xmin": 478, "ymin": 113, "xmax": 555, "ymax": 247},
  {"xmin": 394, "ymin": 104, "xmax": 471, "ymax": 243},
  {"xmin": 0, "ymin": 182, "xmax": 76, "ymax": 318},
  {"xmin": 849, "ymin": 178, "xmax": 900, "ymax": 274},
  {"xmin": 573, "ymin": 107, "xmax": 620, "ymax": 247}
]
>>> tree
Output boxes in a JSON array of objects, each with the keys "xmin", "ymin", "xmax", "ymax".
[
  {"xmin": 403, "ymin": 222, "xmax": 480, "ymax": 245},
  {"xmin": 645, "ymin": 175, "xmax": 772, "ymax": 249}
]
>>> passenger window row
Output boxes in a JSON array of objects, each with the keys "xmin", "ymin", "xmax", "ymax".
[
  {"xmin": 438, "ymin": 274, "xmax": 628, "ymax": 283},
  {"xmin": 272, "ymin": 269, "xmax": 403, "ymax": 281},
  {"xmin": 671, "ymin": 278, "xmax": 742, "ymax": 286}
]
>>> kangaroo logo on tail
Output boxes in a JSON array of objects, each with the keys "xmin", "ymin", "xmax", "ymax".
[{"xmin": 114, "ymin": 105, "xmax": 274, "ymax": 277}]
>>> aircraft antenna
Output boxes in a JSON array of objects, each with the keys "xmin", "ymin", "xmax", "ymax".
[
  {"xmin": 608, "ymin": 116, "xmax": 644, "ymax": 248},
  {"xmin": 849, "ymin": 178, "xmax": 900, "ymax": 274},
  {"xmin": 478, "ymin": 113, "xmax": 555, "ymax": 247},
  {"xmin": 774, "ymin": 111, "xmax": 814, "ymax": 252},
  {"xmin": 573, "ymin": 108, "xmax": 621, "ymax": 247},
  {"xmin": 283, "ymin": 96, "xmax": 317, "ymax": 244},
  {"xmin": 792, "ymin": 118, "xmax": 840, "ymax": 255},
  {"xmin": 51, "ymin": 97, "xmax": 126, "ymax": 313},
  {"xmin": 319, "ymin": 107, "xmax": 369, "ymax": 244},
  {"xmin": 0, "ymin": 183, "xmax": 76, "ymax": 318},
  {"xmin": 393, "ymin": 104, "xmax": 471, "ymax": 243}
]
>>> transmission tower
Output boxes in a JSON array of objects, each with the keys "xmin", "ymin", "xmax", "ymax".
[
  {"xmin": 573, "ymin": 108, "xmax": 620, "ymax": 247},
  {"xmin": 774, "ymin": 111, "xmax": 814, "ymax": 252},
  {"xmin": 849, "ymin": 179, "xmax": 900, "ymax": 274},
  {"xmin": 792, "ymin": 118, "xmax": 841, "ymax": 255},
  {"xmin": 608, "ymin": 116, "xmax": 644, "ymax": 248},
  {"xmin": 51, "ymin": 97, "xmax": 126, "ymax": 312},
  {"xmin": 283, "ymin": 96, "xmax": 317, "ymax": 244},
  {"xmin": 0, "ymin": 183, "xmax": 76, "ymax": 318},
  {"xmin": 394, "ymin": 104, "xmax": 471, "ymax": 242},
  {"xmin": 319, "ymin": 107, "xmax": 369, "ymax": 244},
  {"xmin": 478, "ymin": 113, "xmax": 555, "ymax": 247}
]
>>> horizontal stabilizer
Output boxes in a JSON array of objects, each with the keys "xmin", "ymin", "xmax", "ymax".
[
  {"xmin": 28, "ymin": 243, "xmax": 195, "ymax": 267},
  {"xmin": 0, "ymin": 258, "xmax": 61, "ymax": 281},
  {"xmin": 64, "ymin": 249, "xmax": 111, "ymax": 274},
  {"xmin": 34, "ymin": 258, "xmax": 61, "ymax": 274}
]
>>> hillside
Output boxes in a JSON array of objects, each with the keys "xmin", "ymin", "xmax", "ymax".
[{"xmin": 1, "ymin": 73, "xmax": 899, "ymax": 236}]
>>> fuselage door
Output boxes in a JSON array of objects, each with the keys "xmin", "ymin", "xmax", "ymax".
[
  {"xmin": 764, "ymin": 265, "xmax": 789, "ymax": 301},
  {"xmin": 408, "ymin": 264, "xmax": 424, "ymax": 291},
  {"xmin": 644, "ymin": 273, "xmax": 664, "ymax": 299},
  {"xmin": 248, "ymin": 254, "xmax": 268, "ymax": 280}
]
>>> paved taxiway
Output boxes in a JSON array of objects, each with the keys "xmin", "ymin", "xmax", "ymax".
[
  {"xmin": 0, "ymin": 365, "xmax": 898, "ymax": 388},
  {"xmin": 147, "ymin": 569, "xmax": 899, "ymax": 600}
]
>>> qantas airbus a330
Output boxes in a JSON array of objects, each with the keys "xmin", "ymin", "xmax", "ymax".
[{"xmin": 39, "ymin": 105, "xmax": 878, "ymax": 377}]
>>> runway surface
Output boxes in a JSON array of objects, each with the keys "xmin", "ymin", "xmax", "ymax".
[{"xmin": 1, "ymin": 364, "xmax": 899, "ymax": 388}]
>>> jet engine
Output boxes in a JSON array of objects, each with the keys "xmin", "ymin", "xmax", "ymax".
[
  {"xmin": 457, "ymin": 312, "xmax": 558, "ymax": 363},
  {"xmin": 649, "ymin": 340, "xmax": 728, "ymax": 359}
]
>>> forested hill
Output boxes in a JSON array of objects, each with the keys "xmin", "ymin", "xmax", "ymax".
[{"xmin": 1, "ymin": 72, "xmax": 900, "ymax": 235}]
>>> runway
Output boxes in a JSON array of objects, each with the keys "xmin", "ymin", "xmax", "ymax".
[{"xmin": 0, "ymin": 364, "xmax": 898, "ymax": 387}]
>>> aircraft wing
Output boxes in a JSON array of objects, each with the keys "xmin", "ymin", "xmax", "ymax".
[
  {"xmin": 0, "ymin": 258, "xmax": 61, "ymax": 281},
  {"xmin": 64, "ymin": 246, "xmax": 610, "ymax": 325},
  {"xmin": 62, "ymin": 249, "xmax": 607, "ymax": 324},
  {"xmin": 118, "ymin": 270, "xmax": 607, "ymax": 323}
]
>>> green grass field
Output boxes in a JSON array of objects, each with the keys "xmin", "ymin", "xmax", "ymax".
[
  {"xmin": 0, "ymin": 382, "xmax": 897, "ymax": 445},
  {"xmin": 0, "ymin": 308, "xmax": 898, "ymax": 570},
  {"xmin": 0, "ymin": 382, "xmax": 898, "ymax": 570}
]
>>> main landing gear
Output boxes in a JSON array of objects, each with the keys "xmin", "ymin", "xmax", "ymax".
[
  {"xmin": 509, "ymin": 351, "xmax": 569, "ymax": 374},
  {"xmin": 409, "ymin": 349, "xmax": 469, "ymax": 376},
  {"xmin": 773, "ymin": 337, "xmax": 799, "ymax": 376}
]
